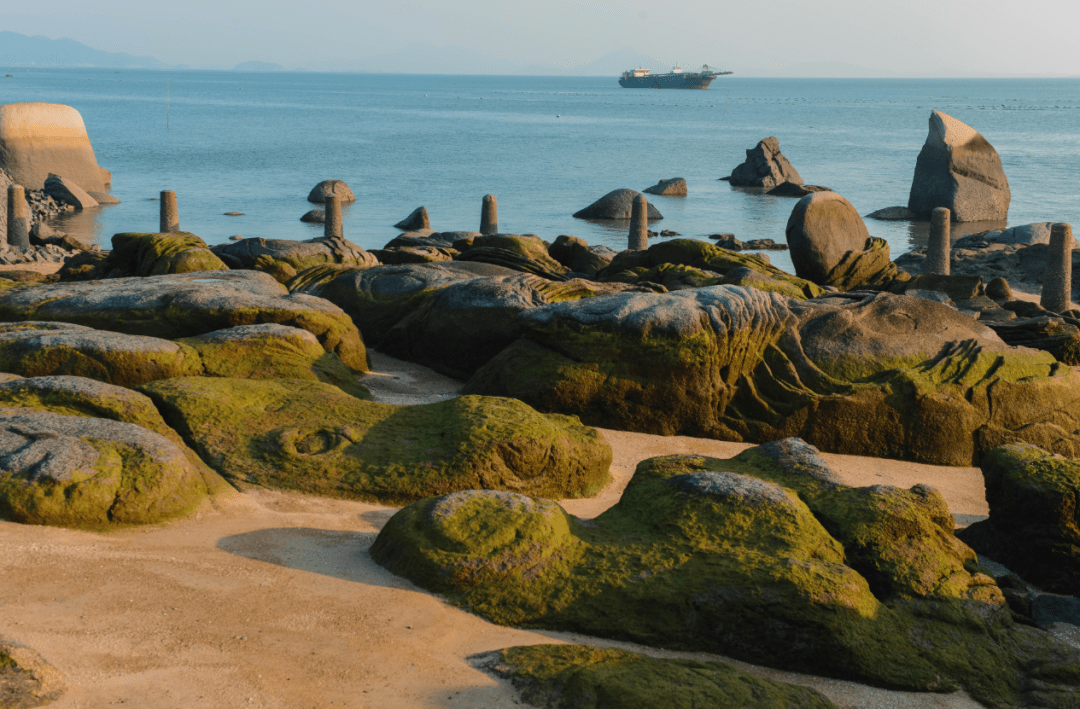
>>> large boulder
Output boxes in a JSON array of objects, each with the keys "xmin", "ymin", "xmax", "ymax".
[
  {"xmin": 642, "ymin": 177, "xmax": 687, "ymax": 196},
  {"xmin": 374, "ymin": 439, "xmax": 1080, "ymax": 708},
  {"xmin": 211, "ymin": 236, "xmax": 378, "ymax": 276},
  {"xmin": 464, "ymin": 287, "xmax": 1080, "ymax": 465},
  {"xmin": 307, "ymin": 179, "xmax": 355, "ymax": 204},
  {"xmin": 908, "ymin": 110, "xmax": 1010, "ymax": 222},
  {"xmin": 104, "ymin": 232, "xmax": 228, "ymax": 277},
  {"xmin": 453, "ymin": 234, "xmax": 569, "ymax": 279},
  {"xmin": 43, "ymin": 173, "xmax": 97, "ymax": 209},
  {"xmin": 0, "ymin": 103, "xmax": 106, "ymax": 192},
  {"xmin": 728, "ymin": 137, "xmax": 803, "ymax": 189},
  {"xmin": 958, "ymin": 443, "xmax": 1080, "ymax": 596},
  {"xmin": 0, "ymin": 270, "xmax": 368, "ymax": 372},
  {"xmin": 140, "ymin": 377, "xmax": 611, "ymax": 505},
  {"xmin": 786, "ymin": 191, "xmax": 895, "ymax": 289},
  {"xmin": 572, "ymin": 189, "xmax": 662, "ymax": 220},
  {"xmin": 547, "ymin": 235, "xmax": 614, "ymax": 277}
]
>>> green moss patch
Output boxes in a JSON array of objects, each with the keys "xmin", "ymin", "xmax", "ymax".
[{"xmin": 138, "ymin": 377, "xmax": 610, "ymax": 505}]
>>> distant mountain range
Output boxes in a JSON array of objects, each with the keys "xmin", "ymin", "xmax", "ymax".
[{"xmin": 0, "ymin": 31, "xmax": 180, "ymax": 69}]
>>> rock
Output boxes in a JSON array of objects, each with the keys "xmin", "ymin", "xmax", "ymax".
[
  {"xmin": 958, "ymin": 444, "xmax": 1080, "ymax": 597},
  {"xmin": 0, "ymin": 407, "xmax": 223, "ymax": 528},
  {"xmin": 572, "ymin": 189, "xmax": 663, "ymax": 220},
  {"xmin": 393, "ymin": 206, "xmax": 430, "ymax": 231},
  {"xmin": 0, "ymin": 103, "xmax": 107, "ymax": 192},
  {"xmin": 983, "ymin": 222, "xmax": 1054, "ymax": 246},
  {"xmin": 54, "ymin": 250, "xmax": 109, "ymax": 281},
  {"xmin": 986, "ymin": 276, "xmax": 1013, "ymax": 300},
  {"xmin": 211, "ymin": 236, "xmax": 378, "ymax": 273},
  {"xmin": 746, "ymin": 238, "xmax": 787, "ymax": 251},
  {"xmin": 229, "ymin": 234, "xmax": 242, "ymax": 241},
  {"xmin": 767, "ymin": 182, "xmax": 831, "ymax": 198},
  {"xmin": 453, "ymin": 234, "xmax": 569, "ymax": 279},
  {"xmin": 642, "ymin": 177, "xmax": 687, "ymax": 196},
  {"xmin": 476, "ymin": 645, "xmax": 838, "ymax": 709},
  {"xmin": 908, "ymin": 110, "xmax": 1011, "ymax": 222},
  {"xmin": 104, "ymin": 232, "xmax": 228, "ymax": 277},
  {"xmin": 728, "ymin": 137, "xmax": 803, "ymax": 189},
  {"xmin": 382, "ymin": 231, "xmax": 454, "ymax": 250},
  {"xmin": 901, "ymin": 274, "xmax": 983, "ymax": 301},
  {"xmin": 464, "ymin": 287, "xmax": 1080, "ymax": 465},
  {"xmin": 865, "ymin": 206, "xmax": 916, "ymax": 221},
  {"xmin": 368, "ymin": 246, "xmax": 456, "ymax": 265},
  {"xmin": 659, "ymin": 229, "xmax": 679, "ymax": 237},
  {"xmin": 0, "ymin": 634, "xmax": 67, "ymax": 706},
  {"xmin": 300, "ymin": 208, "xmax": 324, "ymax": 224},
  {"xmin": 141, "ymin": 377, "xmax": 611, "ymax": 505},
  {"xmin": 306, "ymin": 179, "xmax": 355, "ymax": 204},
  {"xmin": 547, "ymin": 235, "xmax": 612, "ymax": 277},
  {"xmin": 43, "ymin": 173, "xmax": 97, "ymax": 209},
  {"xmin": 374, "ymin": 439, "xmax": 1080, "ymax": 708},
  {"xmin": 786, "ymin": 192, "xmax": 895, "ymax": 290},
  {"xmin": 0, "ymin": 270, "xmax": 368, "ymax": 372},
  {"xmin": 86, "ymin": 190, "xmax": 119, "ymax": 204}
]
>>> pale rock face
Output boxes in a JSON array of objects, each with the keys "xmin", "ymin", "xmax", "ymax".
[
  {"xmin": 785, "ymin": 191, "xmax": 872, "ymax": 284},
  {"xmin": 907, "ymin": 110, "xmax": 1010, "ymax": 222},
  {"xmin": 0, "ymin": 103, "xmax": 106, "ymax": 192}
]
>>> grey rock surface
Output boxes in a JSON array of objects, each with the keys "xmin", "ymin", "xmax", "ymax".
[
  {"xmin": 728, "ymin": 137, "xmax": 803, "ymax": 189},
  {"xmin": 573, "ymin": 188, "xmax": 663, "ymax": 220},
  {"xmin": 865, "ymin": 206, "xmax": 916, "ymax": 221},
  {"xmin": 307, "ymin": 179, "xmax": 355, "ymax": 204},
  {"xmin": 43, "ymin": 173, "xmax": 97, "ymax": 210},
  {"xmin": 394, "ymin": 206, "xmax": 430, "ymax": 231},
  {"xmin": 211, "ymin": 236, "xmax": 378, "ymax": 270},
  {"xmin": 785, "ymin": 191, "xmax": 873, "ymax": 284},
  {"xmin": 643, "ymin": 177, "xmax": 687, "ymax": 196}
]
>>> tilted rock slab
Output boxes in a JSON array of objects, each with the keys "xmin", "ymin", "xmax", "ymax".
[
  {"xmin": 374, "ymin": 438, "xmax": 1080, "ymax": 709},
  {"xmin": 140, "ymin": 377, "xmax": 611, "ymax": 505},
  {"xmin": 908, "ymin": 110, "xmax": 1010, "ymax": 222},
  {"xmin": 464, "ymin": 286, "xmax": 1080, "ymax": 465},
  {"xmin": 0, "ymin": 270, "xmax": 368, "ymax": 371},
  {"xmin": 0, "ymin": 103, "xmax": 106, "ymax": 192}
]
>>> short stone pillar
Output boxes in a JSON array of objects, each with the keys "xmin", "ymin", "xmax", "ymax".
[
  {"xmin": 480, "ymin": 194, "xmax": 498, "ymax": 235},
  {"xmin": 628, "ymin": 195, "xmax": 649, "ymax": 251},
  {"xmin": 7, "ymin": 185, "xmax": 30, "ymax": 252},
  {"xmin": 324, "ymin": 196, "xmax": 343, "ymax": 238},
  {"xmin": 926, "ymin": 207, "xmax": 951, "ymax": 275},
  {"xmin": 160, "ymin": 190, "xmax": 179, "ymax": 233},
  {"xmin": 1041, "ymin": 222, "xmax": 1075, "ymax": 313}
]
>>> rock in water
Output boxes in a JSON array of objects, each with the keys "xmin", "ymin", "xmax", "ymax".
[
  {"xmin": 43, "ymin": 173, "xmax": 97, "ymax": 209},
  {"xmin": 643, "ymin": 177, "xmax": 687, "ymax": 196},
  {"xmin": 907, "ymin": 110, "xmax": 1010, "ymax": 222},
  {"xmin": 0, "ymin": 102, "xmax": 107, "ymax": 192},
  {"xmin": 394, "ymin": 206, "xmax": 429, "ymax": 231},
  {"xmin": 728, "ymin": 137, "xmax": 803, "ymax": 189},
  {"xmin": 307, "ymin": 179, "xmax": 355, "ymax": 204},
  {"xmin": 572, "ymin": 189, "xmax": 663, "ymax": 220},
  {"xmin": 786, "ymin": 191, "xmax": 880, "ymax": 287}
]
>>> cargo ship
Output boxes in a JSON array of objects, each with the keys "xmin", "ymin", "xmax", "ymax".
[{"xmin": 618, "ymin": 64, "xmax": 732, "ymax": 89}]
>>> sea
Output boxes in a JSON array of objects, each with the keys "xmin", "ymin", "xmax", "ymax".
[{"xmin": 1, "ymin": 67, "xmax": 1078, "ymax": 274}]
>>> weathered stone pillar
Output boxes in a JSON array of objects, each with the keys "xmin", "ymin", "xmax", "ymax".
[
  {"xmin": 480, "ymin": 194, "xmax": 498, "ymax": 235},
  {"xmin": 324, "ymin": 196, "xmax": 343, "ymax": 238},
  {"xmin": 926, "ymin": 207, "xmax": 951, "ymax": 275},
  {"xmin": 160, "ymin": 190, "xmax": 179, "ymax": 233},
  {"xmin": 7, "ymin": 185, "xmax": 30, "ymax": 252},
  {"xmin": 628, "ymin": 195, "xmax": 649, "ymax": 251},
  {"xmin": 1041, "ymin": 222, "xmax": 1074, "ymax": 313}
]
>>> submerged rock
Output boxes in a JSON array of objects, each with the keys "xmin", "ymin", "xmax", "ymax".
[
  {"xmin": 728, "ymin": 136, "xmax": 803, "ymax": 189},
  {"xmin": 642, "ymin": 177, "xmax": 687, "ymax": 196}
]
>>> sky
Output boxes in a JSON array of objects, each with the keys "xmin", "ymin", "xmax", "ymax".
[{"xmin": 4, "ymin": 0, "xmax": 1079, "ymax": 77}]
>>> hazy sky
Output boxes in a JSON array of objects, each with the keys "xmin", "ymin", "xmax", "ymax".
[{"xmin": 5, "ymin": 0, "xmax": 1080, "ymax": 76}]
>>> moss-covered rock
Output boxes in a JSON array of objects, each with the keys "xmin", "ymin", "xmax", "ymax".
[
  {"xmin": 454, "ymin": 234, "xmax": 570, "ymax": 276},
  {"xmin": 465, "ymin": 287, "xmax": 1080, "ymax": 465},
  {"xmin": 958, "ymin": 443, "xmax": 1080, "ymax": 596},
  {"xmin": 284, "ymin": 264, "xmax": 369, "ymax": 295},
  {"xmin": 139, "ymin": 377, "xmax": 611, "ymax": 505},
  {"xmin": 373, "ymin": 439, "xmax": 1080, "ymax": 709},
  {"xmin": 369, "ymin": 246, "xmax": 458, "ymax": 265},
  {"xmin": 0, "ymin": 270, "xmax": 368, "ymax": 372},
  {"xmin": 0, "ymin": 407, "xmax": 223, "ymax": 529},
  {"xmin": 547, "ymin": 235, "xmax": 614, "ymax": 277},
  {"xmin": 211, "ymin": 236, "xmax": 378, "ymax": 273},
  {"xmin": 0, "ymin": 634, "xmax": 66, "ymax": 708},
  {"xmin": 107, "ymin": 232, "xmax": 229, "ymax": 277},
  {"xmin": 477, "ymin": 644, "xmax": 838, "ymax": 709},
  {"xmin": 819, "ymin": 237, "xmax": 898, "ymax": 291}
]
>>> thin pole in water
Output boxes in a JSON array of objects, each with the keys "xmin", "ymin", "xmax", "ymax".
[{"xmin": 167, "ymin": 82, "xmax": 170, "ymax": 130}]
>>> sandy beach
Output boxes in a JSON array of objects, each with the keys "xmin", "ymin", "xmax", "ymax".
[{"xmin": 0, "ymin": 350, "xmax": 995, "ymax": 709}]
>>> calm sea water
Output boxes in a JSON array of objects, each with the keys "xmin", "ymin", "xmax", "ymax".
[{"xmin": 1, "ymin": 68, "xmax": 1078, "ymax": 274}]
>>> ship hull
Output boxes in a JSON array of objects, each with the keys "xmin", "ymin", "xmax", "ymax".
[{"xmin": 618, "ymin": 74, "xmax": 716, "ymax": 89}]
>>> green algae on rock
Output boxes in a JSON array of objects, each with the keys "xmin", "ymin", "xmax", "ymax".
[
  {"xmin": 211, "ymin": 235, "xmax": 379, "ymax": 274},
  {"xmin": 139, "ymin": 377, "xmax": 610, "ymax": 505},
  {"xmin": 465, "ymin": 287, "xmax": 1080, "ymax": 466},
  {"xmin": 373, "ymin": 439, "xmax": 1080, "ymax": 709},
  {"xmin": 107, "ymin": 232, "xmax": 229, "ymax": 277},
  {"xmin": 958, "ymin": 443, "xmax": 1080, "ymax": 597},
  {"xmin": 476, "ymin": 644, "xmax": 838, "ymax": 709},
  {"xmin": 0, "ymin": 634, "xmax": 66, "ymax": 709},
  {"xmin": 0, "ymin": 270, "xmax": 368, "ymax": 372},
  {"xmin": 0, "ymin": 407, "xmax": 223, "ymax": 529}
]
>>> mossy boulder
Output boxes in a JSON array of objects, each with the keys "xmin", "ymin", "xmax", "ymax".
[
  {"xmin": 454, "ymin": 234, "xmax": 569, "ymax": 276},
  {"xmin": 0, "ymin": 270, "xmax": 368, "ymax": 372},
  {"xmin": 373, "ymin": 439, "xmax": 1080, "ymax": 709},
  {"xmin": 958, "ymin": 443, "xmax": 1080, "ymax": 596},
  {"xmin": 0, "ymin": 634, "xmax": 66, "ymax": 708},
  {"xmin": 211, "ymin": 236, "xmax": 378, "ymax": 273},
  {"xmin": 0, "ymin": 407, "xmax": 224, "ymax": 529},
  {"xmin": 285, "ymin": 264, "xmax": 368, "ymax": 295},
  {"xmin": 368, "ymin": 246, "xmax": 457, "ymax": 265},
  {"xmin": 139, "ymin": 377, "xmax": 611, "ymax": 505},
  {"xmin": 465, "ymin": 287, "xmax": 1080, "ymax": 465},
  {"xmin": 107, "ymin": 232, "xmax": 228, "ymax": 277},
  {"xmin": 595, "ymin": 239, "xmax": 822, "ymax": 299},
  {"xmin": 476, "ymin": 644, "xmax": 837, "ymax": 709},
  {"xmin": 547, "ymin": 235, "xmax": 614, "ymax": 277}
]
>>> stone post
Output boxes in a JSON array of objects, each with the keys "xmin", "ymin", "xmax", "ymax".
[
  {"xmin": 628, "ymin": 195, "xmax": 649, "ymax": 251},
  {"xmin": 7, "ymin": 185, "xmax": 30, "ymax": 252},
  {"xmin": 324, "ymin": 196, "xmax": 343, "ymax": 238},
  {"xmin": 1041, "ymin": 222, "xmax": 1074, "ymax": 313},
  {"xmin": 926, "ymin": 207, "xmax": 951, "ymax": 275},
  {"xmin": 160, "ymin": 190, "xmax": 179, "ymax": 233},
  {"xmin": 480, "ymin": 194, "xmax": 498, "ymax": 235}
]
